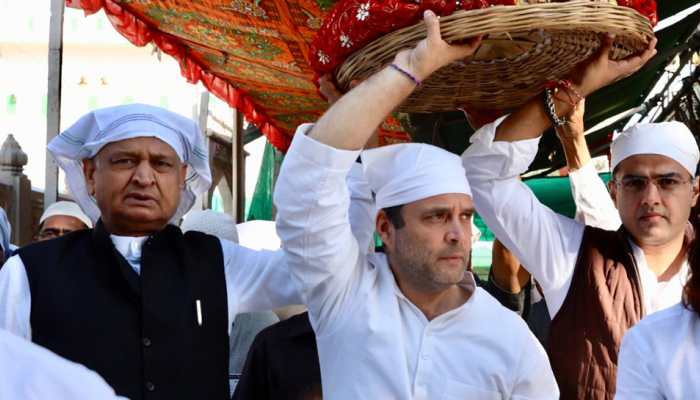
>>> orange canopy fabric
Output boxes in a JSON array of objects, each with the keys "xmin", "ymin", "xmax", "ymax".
[{"xmin": 67, "ymin": 0, "xmax": 410, "ymax": 151}]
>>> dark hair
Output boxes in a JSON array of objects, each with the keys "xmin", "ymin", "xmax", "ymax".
[
  {"xmin": 685, "ymin": 229, "xmax": 700, "ymax": 316},
  {"xmin": 383, "ymin": 205, "xmax": 405, "ymax": 229}
]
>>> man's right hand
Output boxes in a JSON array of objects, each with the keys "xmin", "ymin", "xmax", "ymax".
[
  {"xmin": 392, "ymin": 10, "xmax": 483, "ymax": 83},
  {"xmin": 572, "ymin": 34, "xmax": 657, "ymax": 98}
]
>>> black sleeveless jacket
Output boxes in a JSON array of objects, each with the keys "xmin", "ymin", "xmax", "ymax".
[{"xmin": 18, "ymin": 221, "xmax": 230, "ymax": 400}]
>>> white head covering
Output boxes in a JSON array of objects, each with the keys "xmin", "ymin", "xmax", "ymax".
[
  {"xmin": 40, "ymin": 201, "xmax": 92, "ymax": 229},
  {"xmin": 48, "ymin": 104, "xmax": 212, "ymax": 224},
  {"xmin": 180, "ymin": 210, "xmax": 239, "ymax": 243},
  {"xmin": 611, "ymin": 121, "xmax": 699, "ymax": 176},
  {"xmin": 361, "ymin": 143, "xmax": 471, "ymax": 210}
]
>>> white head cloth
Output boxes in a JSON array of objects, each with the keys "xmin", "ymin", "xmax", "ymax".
[
  {"xmin": 40, "ymin": 201, "xmax": 93, "ymax": 229},
  {"xmin": 362, "ymin": 143, "xmax": 472, "ymax": 210},
  {"xmin": 611, "ymin": 121, "xmax": 699, "ymax": 176},
  {"xmin": 180, "ymin": 210, "xmax": 238, "ymax": 243},
  {"xmin": 48, "ymin": 104, "xmax": 212, "ymax": 224}
]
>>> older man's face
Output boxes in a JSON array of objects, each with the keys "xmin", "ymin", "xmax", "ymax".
[
  {"xmin": 83, "ymin": 137, "xmax": 187, "ymax": 235},
  {"xmin": 611, "ymin": 154, "xmax": 699, "ymax": 247}
]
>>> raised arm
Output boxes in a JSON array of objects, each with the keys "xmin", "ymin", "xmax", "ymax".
[
  {"xmin": 558, "ymin": 100, "xmax": 622, "ymax": 230},
  {"xmin": 464, "ymin": 36, "xmax": 656, "ymax": 317}
]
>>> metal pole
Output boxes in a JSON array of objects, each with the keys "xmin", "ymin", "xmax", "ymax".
[{"xmin": 44, "ymin": 0, "xmax": 64, "ymax": 208}]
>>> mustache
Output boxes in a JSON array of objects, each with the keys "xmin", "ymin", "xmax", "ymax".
[
  {"xmin": 436, "ymin": 248, "xmax": 468, "ymax": 260},
  {"xmin": 638, "ymin": 208, "xmax": 668, "ymax": 219}
]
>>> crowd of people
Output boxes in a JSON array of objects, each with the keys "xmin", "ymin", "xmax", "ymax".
[{"xmin": 0, "ymin": 10, "xmax": 698, "ymax": 400}]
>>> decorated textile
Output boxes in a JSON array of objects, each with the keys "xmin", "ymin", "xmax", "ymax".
[
  {"xmin": 310, "ymin": 0, "xmax": 658, "ymax": 77},
  {"xmin": 66, "ymin": 0, "xmax": 410, "ymax": 151}
]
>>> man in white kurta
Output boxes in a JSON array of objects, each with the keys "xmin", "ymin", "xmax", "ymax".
[
  {"xmin": 460, "ymin": 31, "xmax": 690, "ymax": 397},
  {"xmin": 275, "ymin": 12, "xmax": 558, "ymax": 399},
  {"xmin": 463, "ymin": 119, "xmax": 694, "ymax": 322},
  {"xmin": 0, "ymin": 104, "xmax": 299, "ymax": 341}
]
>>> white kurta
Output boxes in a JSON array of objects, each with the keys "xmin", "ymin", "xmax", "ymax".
[
  {"xmin": 0, "ymin": 328, "xmax": 124, "ymax": 399},
  {"xmin": 274, "ymin": 126, "xmax": 559, "ymax": 400},
  {"xmin": 616, "ymin": 303, "xmax": 700, "ymax": 400},
  {"xmin": 462, "ymin": 117, "xmax": 689, "ymax": 318}
]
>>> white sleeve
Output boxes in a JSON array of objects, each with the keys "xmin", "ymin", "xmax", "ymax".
[
  {"xmin": 615, "ymin": 327, "xmax": 664, "ymax": 400},
  {"xmin": 511, "ymin": 331, "xmax": 559, "ymax": 400},
  {"xmin": 0, "ymin": 255, "xmax": 32, "ymax": 339},
  {"xmin": 347, "ymin": 161, "xmax": 376, "ymax": 255},
  {"xmin": 274, "ymin": 124, "xmax": 368, "ymax": 335},
  {"xmin": 462, "ymin": 116, "xmax": 585, "ymax": 317},
  {"xmin": 569, "ymin": 161, "xmax": 621, "ymax": 231},
  {"xmin": 221, "ymin": 241, "xmax": 302, "ymax": 321}
]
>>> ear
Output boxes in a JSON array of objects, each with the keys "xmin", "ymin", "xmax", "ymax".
[
  {"xmin": 375, "ymin": 210, "xmax": 394, "ymax": 248},
  {"xmin": 83, "ymin": 158, "xmax": 97, "ymax": 196},
  {"xmin": 691, "ymin": 177, "xmax": 699, "ymax": 207}
]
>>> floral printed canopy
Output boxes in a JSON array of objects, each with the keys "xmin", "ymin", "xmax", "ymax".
[
  {"xmin": 67, "ymin": 0, "xmax": 410, "ymax": 151},
  {"xmin": 68, "ymin": 0, "xmax": 656, "ymax": 151}
]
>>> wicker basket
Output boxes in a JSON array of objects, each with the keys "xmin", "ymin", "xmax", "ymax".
[{"xmin": 335, "ymin": 0, "xmax": 654, "ymax": 113}]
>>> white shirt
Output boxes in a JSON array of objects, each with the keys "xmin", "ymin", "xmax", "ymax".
[
  {"xmin": 274, "ymin": 126, "xmax": 559, "ymax": 400},
  {"xmin": 616, "ymin": 303, "xmax": 700, "ymax": 400},
  {"xmin": 0, "ymin": 328, "xmax": 124, "ymax": 399},
  {"xmin": 462, "ymin": 117, "xmax": 689, "ymax": 318}
]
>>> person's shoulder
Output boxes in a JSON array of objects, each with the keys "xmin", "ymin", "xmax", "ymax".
[
  {"xmin": 628, "ymin": 303, "xmax": 692, "ymax": 338},
  {"xmin": 19, "ymin": 230, "xmax": 89, "ymax": 253},
  {"xmin": 621, "ymin": 303, "xmax": 698, "ymax": 362},
  {"xmin": 15, "ymin": 230, "xmax": 91, "ymax": 265}
]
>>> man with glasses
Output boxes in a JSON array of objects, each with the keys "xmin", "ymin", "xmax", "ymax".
[
  {"xmin": 35, "ymin": 201, "xmax": 92, "ymax": 242},
  {"xmin": 463, "ymin": 81, "xmax": 698, "ymax": 399}
]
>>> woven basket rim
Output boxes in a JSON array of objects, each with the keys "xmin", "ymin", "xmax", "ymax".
[{"xmin": 336, "ymin": 0, "xmax": 654, "ymax": 95}]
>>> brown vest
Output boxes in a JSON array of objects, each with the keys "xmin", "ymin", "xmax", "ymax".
[{"xmin": 547, "ymin": 226, "xmax": 644, "ymax": 400}]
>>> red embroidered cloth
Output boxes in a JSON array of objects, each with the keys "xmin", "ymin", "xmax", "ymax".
[
  {"xmin": 67, "ymin": 0, "xmax": 411, "ymax": 151},
  {"xmin": 311, "ymin": 0, "xmax": 657, "ymax": 77},
  {"xmin": 67, "ymin": 0, "xmax": 654, "ymax": 151}
]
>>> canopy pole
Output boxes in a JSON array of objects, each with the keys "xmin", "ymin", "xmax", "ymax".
[
  {"xmin": 230, "ymin": 110, "xmax": 245, "ymax": 222},
  {"xmin": 45, "ymin": 0, "xmax": 65, "ymax": 208}
]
